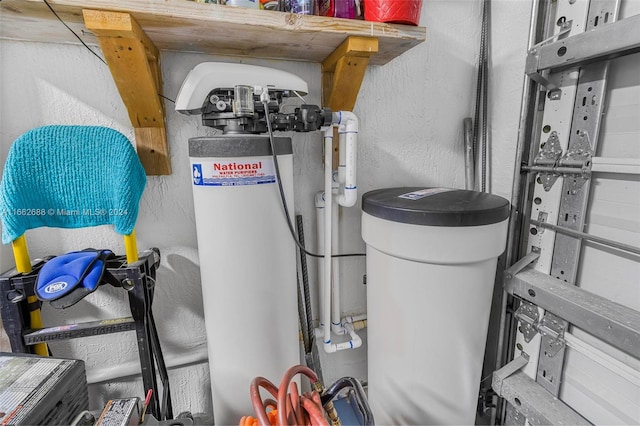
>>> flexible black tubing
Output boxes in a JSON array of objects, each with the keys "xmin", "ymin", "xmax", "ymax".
[
  {"xmin": 262, "ymin": 101, "xmax": 365, "ymax": 260},
  {"xmin": 320, "ymin": 376, "xmax": 373, "ymax": 426},
  {"xmin": 472, "ymin": 0, "xmax": 486, "ymax": 187},
  {"xmin": 149, "ymin": 310, "xmax": 172, "ymax": 419},
  {"xmin": 296, "ymin": 273, "xmax": 310, "ymax": 354},
  {"xmin": 481, "ymin": 0, "xmax": 490, "ymax": 192},
  {"xmin": 296, "ymin": 214, "xmax": 314, "ymax": 353},
  {"xmin": 472, "ymin": 0, "xmax": 490, "ymax": 193}
]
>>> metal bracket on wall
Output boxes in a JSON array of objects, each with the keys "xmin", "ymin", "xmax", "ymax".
[
  {"xmin": 515, "ymin": 301, "xmax": 539, "ymax": 343},
  {"xmin": 525, "ymin": 13, "xmax": 640, "ymax": 88},
  {"xmin": 538, "ymin": 312, "xmax": 566, "ymax": 358},
  {"xmin": 506, "ymin": 267, "xmax": 640, "ymax": 358},
  {"xmin": 514, "ymin": 303, "xmax": 567, "ymax": 356},
  {"xmin": 525, "ymin": 20, "xmax": 573, "ymax": 89},
  {"xmin": 492, "ymin": 355, "xmax": 590, "ymax": 425},
  {"xmin": 524, "ymin": 131, "xmax": 593, "ymax": 192},
  {"xmin": 504, "ymin": 250, "xmax": 541, "ymax": 281},
  {"xmin": 493, "ymin": 354, "xmax": 530, "ymax": 393},
  {"xmin": 561, "ymin": 131, "xmax": 593, "ymax": 193},
  {"xmin": 533, "ymin": 131, "xmax": 563, "ymax": 191}
]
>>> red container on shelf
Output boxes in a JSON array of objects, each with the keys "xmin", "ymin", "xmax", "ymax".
[{"xmin": 364, "ymin": 0, "xmax": 423, "ymax": 26}]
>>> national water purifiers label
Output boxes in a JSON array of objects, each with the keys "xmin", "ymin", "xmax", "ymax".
[
  {"xmin": 192, "ymin": 157, "xmax": 276, "ymax": 186},
  {"xmin": 398, "ymin": 188, "xmax": 455, "ymax": 200}
]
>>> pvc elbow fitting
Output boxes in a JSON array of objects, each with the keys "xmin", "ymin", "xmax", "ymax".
[
  {"xmin": 331, "ymin": 322, "xmax": 347, "ymax": 335},
  {"xmin": 324, "ymin": 342, "xmax": 338, "ymax": 353},
  {"xmin": 336, "ymin": 187, "xmax": 357, "ymax": 207},
  {"xmin": 345, "ymin": 322, "xmax": 362, "ymax": 347},
  {"xmin": 332, "ymin": 111, "xmax": 359, "ymax": 133}
]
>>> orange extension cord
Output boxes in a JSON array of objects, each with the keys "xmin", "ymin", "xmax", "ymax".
[{"xmin": 241, "ymin": 365, "xmax": 330, "ymax": 426}]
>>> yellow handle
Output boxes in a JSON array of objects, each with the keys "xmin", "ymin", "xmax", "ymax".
[
  {"xmin": 12, "ymin": 235, "xmax": 32, "ymax": 273},
  {"xmin": 12, "ymin": 235, "xmax": 48, "ymax": 356},
  {"xmin": 124, "ymin": 230, "xmax": 139, "ymax": 264}
]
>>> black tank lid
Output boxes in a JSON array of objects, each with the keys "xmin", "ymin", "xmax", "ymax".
[{"xmin": 362, "ymin": 187, "xmax": 510, "ymax": 227}]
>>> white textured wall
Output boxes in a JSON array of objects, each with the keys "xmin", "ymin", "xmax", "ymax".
[
  {"xmin": 0, "ymin": 0, "xmax": 532, "ymax": 416},
  {"xmin": 489, "ymin": 0, "xmax": 533, "ymax": 200}
]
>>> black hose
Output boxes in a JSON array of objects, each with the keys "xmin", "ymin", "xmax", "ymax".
[
  {"xmin": 473, "ymin": 0, "xmax": 491, "ymax": 193},
  {"xmin": 481, "ymin": 0, "xmax": 490, "ymax": 193},
  {"xmin": 321, "ymin": 377, "xmax": 373, "ymax": 426},
  {"xmin": 296, "ymin": 215, "xmax": 315, "ymax": 353},
  {"xmin": 262, "ymin": 100, "xmax": 365, "ymax": 259},
  {"xmin": 148, "ymin": 310, "xmax": 173, "ymax": 420},
  {"xmin": 472, "ymin": 2, "xmax": 485, "ymax": 183},
  {"xmin": 296, "ymin": 273, "xmax": 311, "ymax": 353}
]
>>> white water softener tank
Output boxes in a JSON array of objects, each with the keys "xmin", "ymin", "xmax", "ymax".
[
  {"xmin": 362, "ymin": 187, "xmax": 510, "ymax": 425},
  {"xmin": 189, "ymin": 136, "xmax": 299, "ymax": 425}
]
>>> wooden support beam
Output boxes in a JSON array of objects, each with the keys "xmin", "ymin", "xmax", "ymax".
[
  {"xmin": 322, "ymin": 36, "xmax": 379, "ymax": 111},
  {"xmin": 83, "ymin": 9, "xmax": 171, "ymax": 175},
  {"xmin": 322, "ymin": 36, "xmax": 378, "ymax": 166}
]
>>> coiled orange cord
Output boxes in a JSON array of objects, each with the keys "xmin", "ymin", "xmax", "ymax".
[{"xmin": 242, "ymin": 365, "xmax": 330, "ymax": 426}]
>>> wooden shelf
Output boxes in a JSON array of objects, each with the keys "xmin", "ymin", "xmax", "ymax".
[
  {"xmin": 0, "ymin": 0, "xmax": 425, "ymax": 175},
  {"xmin": 0, "ymin": 0, "xmax": 426, "ymax": 66}
]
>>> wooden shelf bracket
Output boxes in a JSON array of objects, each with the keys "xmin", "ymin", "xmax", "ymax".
[
  {"xmin": 83, "ymin": 9, "xmax": 171, "ymax": 175},
  {"xmin": 322, "ymin": 36, "xmax": 378, "ymax": 166},
  {"xmin": 321, "ymin": 36, "xmax": 379, "ymax": 111}
]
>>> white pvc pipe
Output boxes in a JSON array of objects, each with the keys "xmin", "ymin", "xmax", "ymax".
[
  {"xmin": 323, "ymin": 128, "xmax": 334, "ymax": 350},
  {"xmin": 338, "ymin": 132, "xmax": 346, "ymax": 184},
  {"xmin": 318, "ymin": 112, "xmax": 361, "ymax": 353},
  {"xmin": 331, "ymin": 191, "xmax": 345, "ymax": 335},
  {"xmin": 331, "ymin": 111, "xmax": 357, "ymax": 335},
  {"xmin": 315, "ymin": 191, "xmax": 325, "ymax": 327},
  {"xmin": 343, "ymin": 314, "xmax": 367, "ymax": 332},
  {"xmin": 316, "ymin": 185, "xmax": 346, "ymax": 336},
  {"xmin": 318, "ymin": 186, "xmax": 353, "ymax": 337},
  {"xmin": 342, "ymin": 314, "xmax": 367, "ymax": 324},
  {"xmin": 316, "ymin": 318, "xmax": 364, "ymax": 352},
  {"xmin": 345, "ymin": 323, "xmax": 362, "ymax": 347},
  {"xmin": 333, "ymin": 111, "xmax": 358, "ymax": 207}
]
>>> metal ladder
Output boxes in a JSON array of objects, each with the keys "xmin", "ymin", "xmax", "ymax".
[{"xmin": 0, "ymin": 249, "xmax": 173, "ymax": 421}]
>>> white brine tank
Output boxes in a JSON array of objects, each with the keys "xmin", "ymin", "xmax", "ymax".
[
  {"xmin": 361, "ymin": 187, "xmax": 510, "ymax": 425},
  {"xmin": 189, "ymin": 136, "xmax": 299, "ymax": 424}
]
